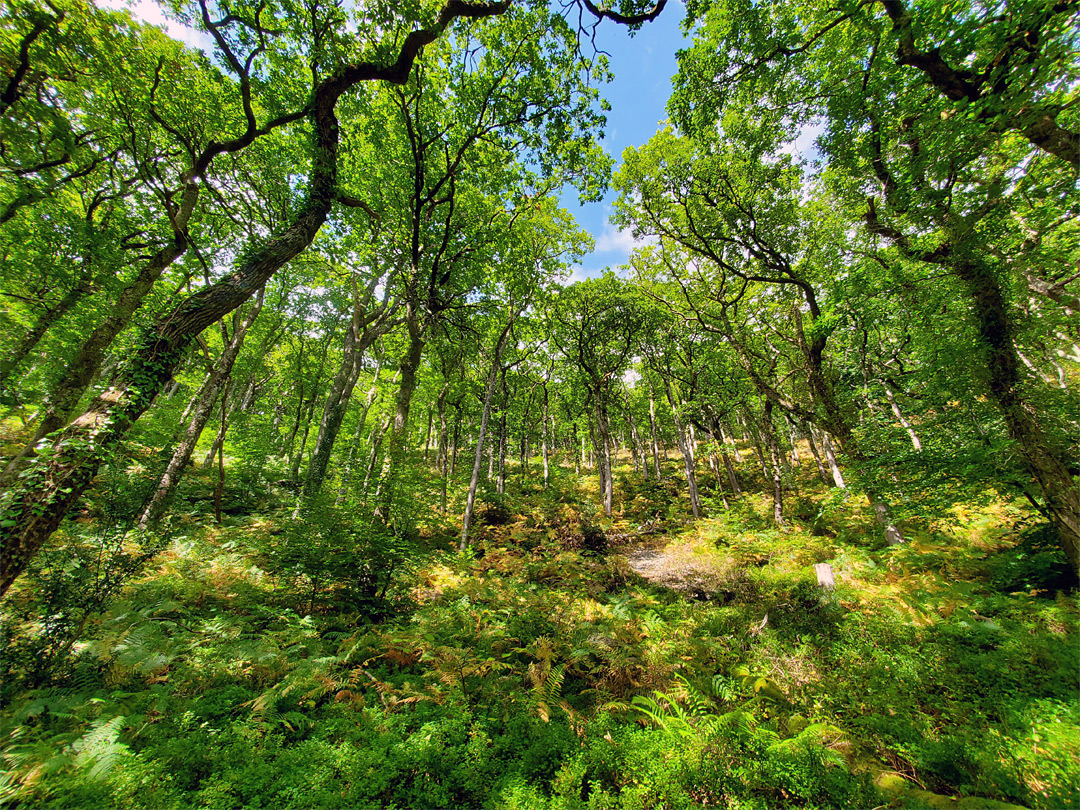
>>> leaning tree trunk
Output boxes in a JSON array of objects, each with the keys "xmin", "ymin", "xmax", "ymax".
[
  {"xmin": 138, "ymin": 289, "xmax": 265, "ymax": 526},
  {"xmin": 955, "ymin": 258, "xmax": 1080, "ymax": 576},
  {"xmin": 883, "ymin": 384, "xmax": 922, "ymax": 452},
  {"xmin": 662, "ymin": 376, "xmax": 700, "ymax": 519},
  {"xmin": 461, "ymin": 312, "xmax": 518, "ymax": 549},
  {"xmin": 802, "ymin": 420, "xmax": 833, "ymax": 487},
  {"xmin": 0, "ymin": 185, "xmax": 200, "ymax": 487},
  {"xmin": 302, "ymin": 296, "xmax": 391, "ymax": 500},
  {"xmin": 3, "ymin": 257, "xmax": 103, "ymax": 384},
  {"xmin": 817, "ymin": 428, "xmax": 847, "ymax": 489},
  {"xmin": 0, "ymin": 1, "xmax": 510, "ymax": 595}
]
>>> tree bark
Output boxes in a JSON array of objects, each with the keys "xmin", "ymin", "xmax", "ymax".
[
  {"xmin": 955, "ymin": 258, "xmax": 1080, "ymax": 575},
  {"xmin": 648, "ymin": 383, "xmax": 663, "ymax": 479},
  {"xmin": 138, "ymin": 289, "xmax": 265, "ymax": 527},
  {"xmin": 761, "ymin": 401, "xmax": 786, "ymax": 528},
  {"xmin": 818, "ymin": 428, "xmax": 847, "ymax": 489},
  {"xmin": 302, "ymin": 287, "xmax": 393, "ymax": 499},
  {"xmin": 377, "ymin": 312, "xmax": 426, "ymax": 517},
  {"xmin": 883, "ymin": 384, "xmax": 922, "ymax": 451},
  {"xmin": 335, "ymin": 359, "xmax": 384, "ymax": 505},
  {"xmin": 461, "ymin": 312, "xmax": 518, "ymax": 549},
  {"xmin": 662, "ymin": 375, "xmax": 700, "ymax": 519},
  {"xmin": 803, "ymin": 420, "xmax": 832, "ymax": 486}
]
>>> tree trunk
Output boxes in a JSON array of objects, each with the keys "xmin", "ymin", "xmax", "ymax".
[
  {"xmin": 541, "ymin": 389, "xmax": 550, "ymax": 486},
  {"xmin": 461, "ymin": 313, "xmax": 518, "ymax": 549},
  {"xmin": 436, "ymin": 383, "xmax": 450, "ymax": 510},
  {"xmin": 496, "ymin": 408, "xmax": 508, "ymax": 495},
  {"xmin": 302, "ymin": 294, "xmax": 390, "ymax": 500},
  {"xmin": 803, "ymin": 420, "xmax": 832, "ymax": 486},
  {"xmin": 214, "ymin": 385, "xmax": 227, "ymax": 524},
  {"xmin": 336, "ymin": 360, "xmax": 385, "ymax": 505},
  {"xmin": 648, "ymin": 384, "xmax": 663, "ymax": 479},
  {"xmin": 761, "ymin": 401, "xmax": 786, "ymax": 528},
  {"xmin": 720, "ymin": 423, "xmax": 742, "ymax": 463},
  {"xmin": 362, "ymin": 413, "xmax": 393, "ymax": 495},
  {"xmin": 139, "ymin": 290, "xmax": 265, "ymax": 527},
  {"xmin": 449, "ymin": 409, "xmax": 461, "ymax": 478},
  {"xmin": 422, "ymin": 404, "xmax": 434, "ymax": 462},
  {"xmin": 956, "ymin": 258, "xmax": 1080, "ymax": 575},
  {"xmin": 883, "ymin": 384, "xmax": 922, "ymax": 452},
  {"xmin": 818, "ymin": 428, "xmax": 847, "ymax": 489},
  {"xmin": 288, "ymin": 328, "xmax": 335, "ymax": 484},
  {"xmin": 202, "ymin": 376, "xmax": 237, "ymax": 470},
  {"xmin": 721, "ymin": 446, "xmax": 740, "ymax": 496},
  {"xmin": 2, "ymin": 260, "xmax": 102, "ymax": 383},
  {"xmin": 662, "ymin": 376, "xmax": 700, "ymax": 519}
]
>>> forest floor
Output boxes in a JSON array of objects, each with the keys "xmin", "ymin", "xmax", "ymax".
[{"xmin": 1, "ymin": 449, "xmax": 1077, "ymax": 810}]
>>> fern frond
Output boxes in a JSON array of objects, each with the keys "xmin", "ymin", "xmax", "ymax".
[{"xmin": 70, "ymin": 716, "xmax": 128, "ymax": 780}]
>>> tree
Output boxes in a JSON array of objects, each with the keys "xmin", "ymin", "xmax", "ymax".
[
  {"xmin": 669, "ymin": 0, "xmax": 1079, "ymax": 572},
  {"xmin": 0, "ymin": 0, "xmax": 513, "ymax": 597},
  {"xmin": 551, "ymin": 273, "xmax": 644, "ymax": 515}
]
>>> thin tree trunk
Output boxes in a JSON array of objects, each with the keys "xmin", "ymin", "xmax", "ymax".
[
  {"xmin": 422, "ymin": 404, "xmax": 434, "ymax": 462},
  {"xmin": 449, "ymin": 409, "xmax": 461, "ymax": 478},
  {"xmin": 711, "ymin": 444, "xmax": 730, "ymax": 510},
  {"xmin": 818, "ymin": 428, "xmax": 847, "ymax": 489},
  {"xmin": 377, "ymin": 312, "xmax": 426, "ymax": 518},
  {"xmin": 362, "ymin": 414, "xmax": 393, "ymax": 494},
  {"xmin": 336, "ymin": 360, "xmax": 384, "ymax": 505},
  {"xmin": 721, "ymin": 447, "xmax": 740, "ymax": 496},
  {"xmin": 662, "ymin": 376, "xmax": 700, "ymax": 519},
  {"xmin": 289, "ymin": 329, "xmax": 334, "ymax": 484},
  {"xmin": 461, "ymin": 312, "xmax": 519, "ymax": 549},
  {"xmin": 214, "ymin": 386, "xmax": 227, "ymax": 524},
  {"xmin": 541, "ymin": 388, "xmax": 550, "ymax": 486},
  {"xmin": 761, "ymin": 401, "xmax": 786, "ymax": 528},
  {"xmin": 883, "ymin": 385, "xmax": 923, "ymax": 452},
  {"xmin": 803, "ymin": 420, "xmax": 832, "ymax": 486},
  {"xmin": 496, "ymin": 408, "xmax": 508, "ymax": 495},
  {"xmin": 648, "ymin": 384, "xmax": 662, "ymax": 479},
  {"xmin": 201, "ymin": 377, "xmax": 238, "ymax": 468},
  {"xmin": 302, "ymin": 292, "xmax": 391, "ymax": 500},
  {"xmin": 138, "ymin": 290, "xmax": 265, "ymax": 526},
  {"xmin": 721, "ymin": 424, "xmax": 743, "ymax": 463}
]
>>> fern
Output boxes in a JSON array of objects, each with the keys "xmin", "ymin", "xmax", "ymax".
[{"xmin": 70, "ymin": 715, "xmax": 128, "ymax": 780}]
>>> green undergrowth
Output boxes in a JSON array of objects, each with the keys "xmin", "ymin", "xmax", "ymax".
[{"xmin": 1, "ymin": 455, "xmax": 1076, "ymax": 809}]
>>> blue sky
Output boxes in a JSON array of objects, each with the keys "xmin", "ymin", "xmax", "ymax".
[{"xmin": 560, "ymin": 4, "xmax": 689, "ymax": 282}]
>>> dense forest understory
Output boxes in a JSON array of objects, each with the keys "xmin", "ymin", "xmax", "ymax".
[
  {"xmin": 0, "ymin": 445, "xmax": 1076, "ymax": 809},
  {"xmin": 1, "ymin": 0, "xmax": 1078, "ymax": 806}
]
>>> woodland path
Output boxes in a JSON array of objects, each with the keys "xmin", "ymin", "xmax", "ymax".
[{"xmin": 622, "ymin": 539, "xmax": 722, "ymax": 598}]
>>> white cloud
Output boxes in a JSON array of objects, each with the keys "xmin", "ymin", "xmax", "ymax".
[
  {"xmin": 100, "ymin": 0, "xmax": 215, "ymax": 53},
  {"xmin": 564, "ymin": 265, "xmax": 607, "ymax": 286},
  {"xmin": 780, "ymin": 120, "xmax": 825, "ymax": 164},
  {"xmin": 594, "ymin": 223, "xmax": 656, "ymax": 255}
]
